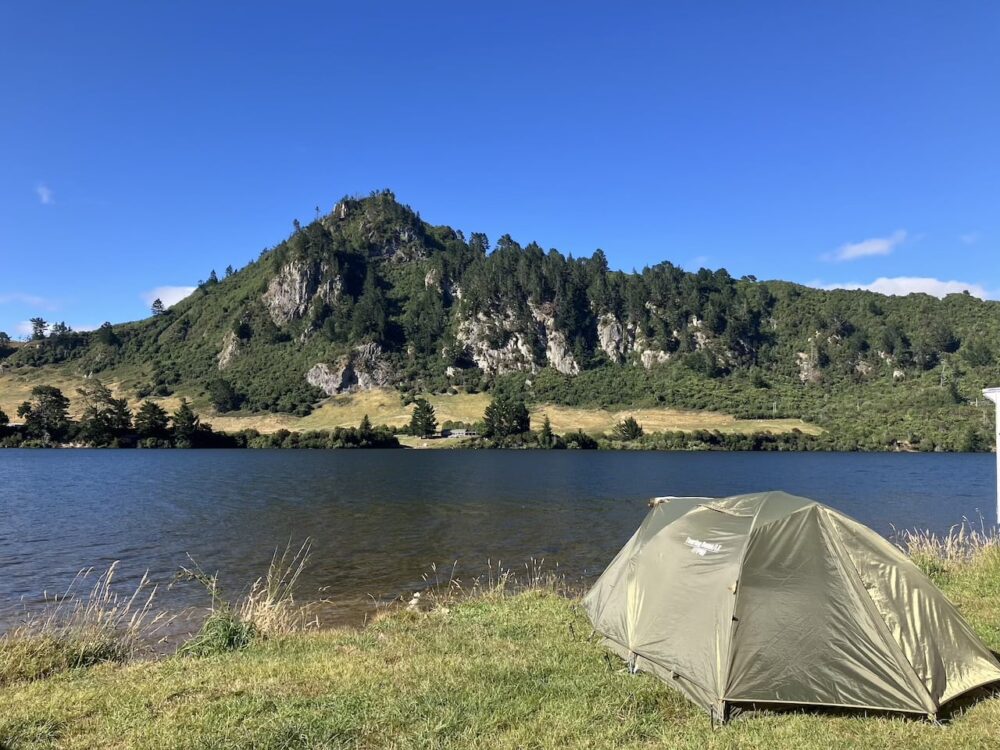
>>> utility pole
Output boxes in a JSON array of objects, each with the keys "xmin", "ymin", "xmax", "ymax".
[{"xmin": 984, "ymin": 388, "xmax": 1000, "ymax": 524}]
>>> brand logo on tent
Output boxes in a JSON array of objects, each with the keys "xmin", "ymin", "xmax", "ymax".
[{"xmin": 684, "ymin": 537, "xmax": 722, "ymax": 556}]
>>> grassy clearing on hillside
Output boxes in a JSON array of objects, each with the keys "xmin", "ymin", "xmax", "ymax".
[
  {"xmin": 0, "ymin": 374, "xmax": 821, "ymax": 439},
  {"xmin": 202, "ymin": 389, "xmax": 821, "ymax": 438},
  {"xmin": 1, "ymin": 533, "xmax": 999, "ymax": 748}
]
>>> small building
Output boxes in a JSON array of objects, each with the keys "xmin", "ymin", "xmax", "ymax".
[{"xmin": 441, "ymin": 428, "xmax": 478, "ymax": 438}]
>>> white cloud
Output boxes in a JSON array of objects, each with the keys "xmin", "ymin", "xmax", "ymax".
[
  {"xmin": 14, "ymin": 321, "xmax": 33, "ymax": 336},
  {"xmin": 960, "ymin": 231, "xmax": 981, "ymax": 245},
  {"xmin": 814, "ymin": 276, "xmax": 994, "ymax": 300},
  {"xmin": 140, "ymin": 285, "xmax": 196, "ymax": 308},
  {"xmin": 823, "ymin": 230, "xmax": 907, "ymax": 262},
  {"xmin": 0, "ymin": 292, "xmax": 59, "ymax": 311},
  {"xmin": 35, "ymin": 184, "xmax": 53, "ymax": 205}
]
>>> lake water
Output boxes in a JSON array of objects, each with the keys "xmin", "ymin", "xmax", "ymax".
[{"xmin": 0, "ymin": 450, "xmax": 996, "ymax": 632}]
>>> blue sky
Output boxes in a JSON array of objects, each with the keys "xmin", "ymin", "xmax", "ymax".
[{"xmin": 2, "ymin": 2, "xmax": 998, "ymax": 336}]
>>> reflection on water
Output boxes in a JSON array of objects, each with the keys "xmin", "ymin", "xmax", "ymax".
[{"xmin": 0, "ymin": 449, "xmax": 994, "ymax": 630}]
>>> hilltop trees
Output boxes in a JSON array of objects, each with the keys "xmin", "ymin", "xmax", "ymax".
[
  {"xmin": 29, "ymin": 318, "xmax": 48, "ymax": 340},
  {"xmin": 151, "ymin": 298, "xmax": 166, "ymax": 316}
]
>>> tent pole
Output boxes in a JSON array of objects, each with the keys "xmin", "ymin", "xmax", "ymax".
[{"xmin": 983, "ymin": 388, "xmax": 1000, "ymax": 526}]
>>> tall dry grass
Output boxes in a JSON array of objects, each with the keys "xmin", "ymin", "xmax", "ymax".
[
  {"xmin": 176, "ymin": 539, "xmax": 316, "ymax": 656},
  {"xmin": 894, "ymin": 520, "xmax": 1000, "ymax": 578},
  {"xmin": 0, "ymin": 562, "xmax": 163, "ymax": 685}
]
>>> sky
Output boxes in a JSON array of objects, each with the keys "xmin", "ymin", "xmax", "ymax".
[{"xmin": 2, "ymin": 1, "xmax": 999, "ymax": 336}]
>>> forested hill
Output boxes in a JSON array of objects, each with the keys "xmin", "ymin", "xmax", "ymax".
[{"xmin": 2, "ymin": 190, "xmax": 999, "ymax": 450}]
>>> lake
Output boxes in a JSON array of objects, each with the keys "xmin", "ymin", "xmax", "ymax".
[{"xmin": 0, "ymin": 450, "xmax": 996, "ymax": 632}]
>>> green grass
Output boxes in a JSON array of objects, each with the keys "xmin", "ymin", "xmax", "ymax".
[{"xmin": 2, "ymin": 542, "xmax": 1000, "ymax": 749}]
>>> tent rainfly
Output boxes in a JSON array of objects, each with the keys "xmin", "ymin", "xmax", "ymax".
[{"xmin": 584, "ymin": 491, "xmax": 1000, "ymax": 723}]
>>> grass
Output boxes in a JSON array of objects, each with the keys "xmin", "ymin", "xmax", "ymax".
[
  {"xmin": 1, "ymin": 535, "xmax": 1000, "ymax": 748},
  {"xmin": 183, "ymin": 389, "xmax": 823, "ymax": 438},
  {"xmin": 0, "ymin": 563, "xmax": 161, "ymax": 687},
  {"xmin": 175, "ymin": 540, "xmax": 316, "ymax": 657}
]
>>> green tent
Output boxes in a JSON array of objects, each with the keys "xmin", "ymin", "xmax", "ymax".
[{"xmin": 583, "ymin": 491, "xmax": 1000, "ymax": 722}]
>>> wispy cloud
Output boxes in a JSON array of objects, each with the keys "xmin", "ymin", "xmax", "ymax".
[
  {"xmin": 35, "ymin": 183, "xmax": 54, "ymax": 205},
  {"xmin": 140, "ymin": 285, "xmax": 196, "ymax": 308},
  {"xmin": 0, "ymin": 292, "xmax": 60, "ymax": 311},
  {"xmin": 823, "ymin": 230, "xmax": 907, "ymax": 262},
  {"xmin": 813, "ymin": 276, "xmax": 994, "ymax": 300},
  {"xmin": 959, "ymin": 231, "xmax": 981, "ymax": 245}
]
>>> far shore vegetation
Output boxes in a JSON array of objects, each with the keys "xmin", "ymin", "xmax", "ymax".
[
  {"xmin": 0, "ymin": 378, "xmax": 993, "ymax": 452},
  {"xmin": 1, "ymin": 527, "xmax": 999, "ymax": 748}
]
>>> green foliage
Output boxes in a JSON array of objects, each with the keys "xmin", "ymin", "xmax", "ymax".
[
  {"xmin": 482, "ymin": 394, "xmax": 530, "ymax": 439},
  {"xmin": 170, "ymin": 399, "xmax": 200, "ymax": 448},
  {"xmin": 134, "ymin": 401, "xmax": 169, "ymax": 440},
  {"xmin": 208, "ymin": 378, "xmax": 244, "ymax": 413},
  {"xmin": 613, "ymin": 416, "xmax": 644, "ymax": 440},
  {"xmin": 180, "ymin": 610, "xmax": 256, "ymax": 657},
  {"xmin": 409, "ymin": 398, "xmax": 437, "ymax": 437},
  {"xmin": 76, "ymin": 381, "xmax": 132, "ymax": 447},
  {"xmin": 29, "ymin": 317, "xmax": 47, "ymax": 340},
  {"xmin": 151, "ymin": 298, "xmax": 166, "ymax": 316},
  {"xmin": 17, "ymin": 386, "xmax": 71, "ymax": 443}
]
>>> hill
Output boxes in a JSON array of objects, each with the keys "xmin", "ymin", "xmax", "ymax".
[{"xmin": 1, "ymin": 189, "xmax": 998, "ymax": 450}]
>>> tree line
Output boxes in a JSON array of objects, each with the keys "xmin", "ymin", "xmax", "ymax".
[{"xmin": 0, "ymin": 384, "xmax": 398, "ymax": 450}]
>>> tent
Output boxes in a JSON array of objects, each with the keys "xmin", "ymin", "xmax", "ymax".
[{"xmin": 583, "ymin": 491, "xmax": 1000, "ymax": 722}]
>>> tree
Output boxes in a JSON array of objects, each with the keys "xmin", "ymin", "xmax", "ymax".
[
  {"xmin": 171, "ymin": 398, "xmax": 200, "ymax": 447},
  {"xmin": 538, "ymin": 415, "xmax": 556, "ymax": 448},
  {"xmin": 77, "ymin": 380, "xmax": 132, "ymax": 446},
  {"xmin": 17, "ymin": 385, "xmax": 71, "ymax": 441},
  {"xmin": 409, "ymin": 398, "xmax": 437, "ymax": 437},
  {"xmin": 0, "ymin": 331, "xmax": 12, "ymax": 357},
  {"xmin": 50, "ymin": 321, "xmax": 71, "ymax": 337},
  {"xmin": 359, "ymin": 414, "xmax": 373, "ymax": 437},
  {"xmin": 208, "ymin": 378, "xmax": 243, "ymax": 413},
  {"xmin": 207, "ymin": 269, "xmax": 219, "ymax": 285},
  {"xmin": 0, "ymin": 408, "xmax": 8, "ymax": 428},
  {"xmin": 151, "ymin": 298, "xmax": 166, "ymax": 316},
  {"xmin": 350, "ymin": 269, "xmax": 388, "ymax": 343},
  {"xmin": 135, "ymin": 400, "xmax": 169, "ymax": 439},
  {"xmin": 93, "ymin": 322, "xmax": 119, "ymax": 346},
  {"xmin": 225, "ymin": 264, "xmax": 235, "ymax": 278},
  {"xmin": 482, "ymin": 394, "xmax": 530, "ymax": 439},
  {"xmin": 613, "ymin": 416, "xmax": 644, "ymax": 441},
  {"xmin": 29, "ymin": 317, "xmax": 48, "ymax": 340}
]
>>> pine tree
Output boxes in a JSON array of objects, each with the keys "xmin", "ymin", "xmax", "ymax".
[
  {"xmin": 359, "ymin": 414, "xmax": 373, "ymax": 437},
  {"xmin": 225, "ymin": 264, "xmax": 235, "ymax": 278},
  {"xmin": 539, "ymin": 415, "xmax": 555, "ymax": 448},
  {"xmin": 613, "ymin": 416, "xmax": 644, "ymax": 441},
  {"xmin": 29, "ymin": 317, "xmax": 48, "ymax": 340},
  {"xmin": 135, "ymin": 401, "xmax": 169, "ymax": 439},
  {"xmin": 171, "ymin": 398, "xmax": 200, "ymax": 448},
  {"xmin": 409, "ymin": 399, "xmax": 437, "ymax": 437},
  {"xmin": 151, "ymin": 298, "xmax": 166, "ymax": 316}
]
